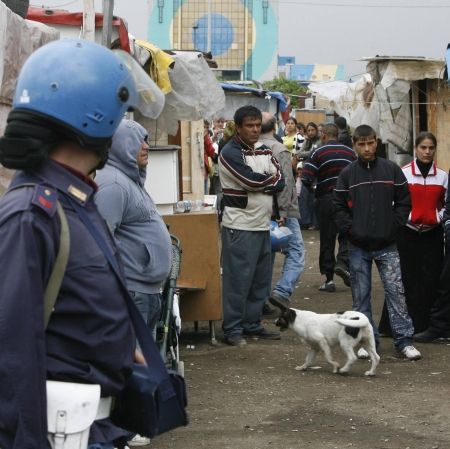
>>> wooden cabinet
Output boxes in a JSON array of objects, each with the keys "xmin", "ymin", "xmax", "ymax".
[{"xmin": 163, "ymin": 211, "xmax": 222, "ymax": 328}]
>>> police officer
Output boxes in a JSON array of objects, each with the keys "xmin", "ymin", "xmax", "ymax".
[{"xmin": 0, "ymin": 39, "xmax": 157, "ymax": 449}]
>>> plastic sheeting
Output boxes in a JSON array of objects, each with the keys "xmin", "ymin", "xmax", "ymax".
[
  {"xmin": 308, "ymin": 57, "xmax": 445, "ymax": 161},
  {"xmin": 1, "ymin": 1, "xmax": 59, "ymax": 191},
  {"xmin": 138, "ymin": 51, "xmax": 226, "ymax": 136},
  {"xmin": 0, "ymin": 1, "xmax": 59, "ymax": 110}
]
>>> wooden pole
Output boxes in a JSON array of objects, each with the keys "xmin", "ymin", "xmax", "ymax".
[
  {"xmin": 102, "ymin": 0, "xmax": 114, "ymax": 48},
  {"xmin": 82, "ymin": 0, "xmax": 96, "ymax": 41}
]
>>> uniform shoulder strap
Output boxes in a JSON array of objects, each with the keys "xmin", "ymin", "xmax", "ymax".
[{"xmin": 44, "ymin": 201, "xmax": 70, "ymax": 327}]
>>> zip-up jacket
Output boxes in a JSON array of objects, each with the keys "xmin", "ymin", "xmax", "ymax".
[
  {"xmin": 402, "ymin": 159, "xmax": 447, "ymax": 232},
  {"xmin": 260, "ymin": 132, "xmax": 300, "ymax": 219},
  {"xmin": 219, "ymin": 136, "xmax": 285, "ymax": 231},
  {"xmin": 333, "ymin": 156, "xmax": 411, "ymax": 251}
]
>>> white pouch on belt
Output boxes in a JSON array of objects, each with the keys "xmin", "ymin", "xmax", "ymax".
[{"xmin": 46, "ymin": 380, "xmax": 109, "ymax": 449}]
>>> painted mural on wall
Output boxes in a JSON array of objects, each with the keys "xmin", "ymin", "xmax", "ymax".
[{"xmin": 148, "ymin": 0, "xmax": 278, "ymax": 81}]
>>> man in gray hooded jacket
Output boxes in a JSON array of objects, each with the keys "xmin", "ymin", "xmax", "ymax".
[{"xmin": 95, "ymin": 119, "xmax": 172, "ymax": 337}]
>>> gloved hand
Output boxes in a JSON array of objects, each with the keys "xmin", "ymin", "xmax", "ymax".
[{"xmin": 445, "ymin": 220, "xmax": 450, "ymax": 253}]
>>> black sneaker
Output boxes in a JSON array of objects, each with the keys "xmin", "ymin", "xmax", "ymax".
[
  {"xmin": 318, "ymin": 280, "xmax": 336, "ymax": 292},
  {"xmin": 243, "ymin": 328, "xmax": 281, "ymax": 340},
  {"xmin": 414, "ymin": 328, "xmax": 450, "ymax": 343},
  {"xmin": 224, "ymin": 335, "xmax": 247, "ymax": 347},
  {"xmin": 334, "ymin": 266, "xmax": 351, "ymax": 287},
  {"xmin": 262, "ymin": 303, "xmax": 276, "ymax": 316},
  {"xmin": 268, "ymin": 294, "xmax": 291, "ymax": 310}
]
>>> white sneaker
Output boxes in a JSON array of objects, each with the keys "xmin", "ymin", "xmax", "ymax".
[
  {"xmin": 128, "ymin": 434, "xmax": 151, "ymax": 447},
  {"xmin": 357, "ymin": 347, "xmax": 369, "ymax": 359},
  {"xmin": 399, "ymin": 345, "xmax": 421, "ymax": 361}
]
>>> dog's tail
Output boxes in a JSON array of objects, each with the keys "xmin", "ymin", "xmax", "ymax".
[{"xmin": 335, "ymin": 311, "xmax": 369, "ymax": 328}]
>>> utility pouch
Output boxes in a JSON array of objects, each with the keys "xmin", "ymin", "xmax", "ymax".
[{"xmin": 46, "ymin": 381, "xmax": 109, "ymax": 449}]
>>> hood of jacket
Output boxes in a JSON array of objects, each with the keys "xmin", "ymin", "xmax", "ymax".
[{"xmin": 107, "ymin": 119, "xmax": 148, "ymax": 186}]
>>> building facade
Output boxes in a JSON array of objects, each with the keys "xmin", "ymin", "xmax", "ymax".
[{"xmin": 148, "ymin": 0, "xmax": 278, "ymax": 81}]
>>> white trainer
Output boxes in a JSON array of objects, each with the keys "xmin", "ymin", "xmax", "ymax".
[
  {"xmin": 128, "ymin": 434, "xmax": 151, "ymax": 447},
  {"xmin": 357, "ymin": 347, "xmax": 370, "ymax": 359},
  {"xmin": 399, "ymin": 345, "xmax": 422, "ymax": 361}
]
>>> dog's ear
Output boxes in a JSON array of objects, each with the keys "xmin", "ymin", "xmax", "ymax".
[
  {"xmin": 286, "ymin": 308, "xmax": 297, "ymax": 324},
  {"xmin": 268, "ymin": 295, "xmax": 291, "ymax": 311}
]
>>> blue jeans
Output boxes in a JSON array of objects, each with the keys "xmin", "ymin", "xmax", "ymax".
[
  {"xmin": 348, "ymin": 243, "xmax": 414, "ymax": 350},
  {"xmin": 271, "ymin": 218, "xmax": 305, "ymax": 300},
  {"xmin": 130, "ymin": 291, "xmax": 162, "ymax": 339}
]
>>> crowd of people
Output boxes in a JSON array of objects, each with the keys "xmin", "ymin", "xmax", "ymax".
[{"xmin": 217, "ymin": 107, "xmax": 450, "ymax": 363}]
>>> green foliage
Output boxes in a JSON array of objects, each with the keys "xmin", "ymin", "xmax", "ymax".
[{"xmin": 262, "ymin": 78, "xmax": 306, "ymax": 108}]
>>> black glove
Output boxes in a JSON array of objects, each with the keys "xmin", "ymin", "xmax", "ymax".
[{"xmin": 445, "ymin": 220, "xmax": 450, "ymax": 253}]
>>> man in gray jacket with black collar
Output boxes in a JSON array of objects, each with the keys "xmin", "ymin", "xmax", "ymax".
[{"xmin": 260, "ymin": 112, "xmax": 305, "ymax": 309}]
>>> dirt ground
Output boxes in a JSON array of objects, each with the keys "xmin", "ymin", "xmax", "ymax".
[{"xmin": 153, "ymin": 230, "xmax": 450, "ymax": 449}]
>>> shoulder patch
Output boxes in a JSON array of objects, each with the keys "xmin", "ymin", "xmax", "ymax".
[{"xmin": 31, "ymin": 184, "xmax": 58, "ymax": 217}]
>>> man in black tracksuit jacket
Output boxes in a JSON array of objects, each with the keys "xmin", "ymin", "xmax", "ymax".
[{"xmin": 333, "ymin": 124, "xmax": 422, "ymax": 361}]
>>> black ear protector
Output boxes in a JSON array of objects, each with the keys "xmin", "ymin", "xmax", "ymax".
[{"xmin": 0, "ymin": 110, "xmax": 112, "ymax": 170}]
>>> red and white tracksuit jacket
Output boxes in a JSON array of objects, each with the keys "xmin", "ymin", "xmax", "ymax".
[{"xmin": 402, "ymin": 160, "xmax": 448, "ymax": 232}]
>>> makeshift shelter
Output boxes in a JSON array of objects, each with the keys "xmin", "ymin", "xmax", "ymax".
[
  {"xmin": 308, "ymin": 56, "xmax": 446, "ymax": 168},
  {"xmin": 217, "ymin": 83, "xmax": 288, "ymax": 122}
]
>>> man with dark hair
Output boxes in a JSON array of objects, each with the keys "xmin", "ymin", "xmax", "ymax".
[
  {"xmin": 335, "ymin": 116, "xmax": 353, "ymax": 148},
  {"xmin": 333, "ymin": 124, "xmax": 421, "ymax": 361},
  {"xmin": 218, "ymin": 105, "xmax": 285, "ymax": 346},
  {"xmin": 301, "ymin": 123, "xmax": 356, "ymax": 292},
  {"xmin": 260, "ymin": 112, "xmax": 304, "ymax": 308}
]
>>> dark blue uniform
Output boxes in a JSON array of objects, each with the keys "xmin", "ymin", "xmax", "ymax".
[{"xmin": 0, "ymin": 159, "xmax": 135, "ymax": 449}]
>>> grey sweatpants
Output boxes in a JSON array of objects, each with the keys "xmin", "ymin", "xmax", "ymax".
[{"xmin": 221, "ymin": 227, "xmax": 271, "ymax": 338}]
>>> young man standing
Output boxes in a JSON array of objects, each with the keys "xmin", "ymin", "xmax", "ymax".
[
  {"xmin": 333, "ymin": 125, "xmax": 421, "ymax": 360},
  {"xmin": 219, "ymin": 105, "xmax": 285, "ymax": 347},
  {"xmin": 301, "ymin": 123, "xmax": 356, "ymax": 292}
]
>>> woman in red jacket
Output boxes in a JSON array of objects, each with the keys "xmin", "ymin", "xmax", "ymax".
[{"xmin": 379, "ymin": 132, "xmax": 448, "ymax": 334}]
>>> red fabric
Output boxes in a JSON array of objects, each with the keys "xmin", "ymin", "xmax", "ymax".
[
  {"xmin": 26, "ymin": 7, "xmax": 130, "ymax": 52},
  {"xmin": 203, "ymin": 134, "xmax": 215, "ymax": 178},
  {"xmin": 408, "ymin": 183, "xmax": 444, "ymax": 226}
]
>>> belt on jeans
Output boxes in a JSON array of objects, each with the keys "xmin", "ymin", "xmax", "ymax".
[{"xmin": 96, "ymin": 397, "xmax": 112, "ymax": 420}]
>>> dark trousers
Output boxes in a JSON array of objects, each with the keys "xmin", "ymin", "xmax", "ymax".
[
  {"xmin": 429, "ymin": 250, "xmax": 450, "ymax": 333},
  {"xmin": 379, "ymin": 225, "xmax": 444, "ymax": 334},
  {"xmin": 221, "ymin": 227, "xmax": 271, "ymax": 338},
  {"xmin": 315, "ymin": 194, "xmax": 348, "ymax": 278},
  {"xmin": 299, "ymin": 186, "xmax": 318, "ymax": 227}
]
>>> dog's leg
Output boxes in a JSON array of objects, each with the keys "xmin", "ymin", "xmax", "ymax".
[
  {"xmin": 363, "ymin": 345, "xmax": 380, "ymax": 376},
  {"xmin": 361, "ymin": 332, "xmax": 380, "ymax": 376},
  {"xmin": 338, "ymin": 344, "xmax": 357, "ymax": 375},
  {"xmin": 318, "ymin": 339, "xmax": 340, "ymax": 373},
  {"xmin": 297, "ymin": 349, "xmax": 317, "ymax": 371}
]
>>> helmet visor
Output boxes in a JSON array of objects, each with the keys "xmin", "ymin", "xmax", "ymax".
[{"xmin": 113, "ymin": 50, "xmax": 165, "ymax": 119}]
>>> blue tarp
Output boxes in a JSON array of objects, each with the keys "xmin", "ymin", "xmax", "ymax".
[{"xmin": 220, "ymin": 83, "xmax": 288, "ymax": 111}]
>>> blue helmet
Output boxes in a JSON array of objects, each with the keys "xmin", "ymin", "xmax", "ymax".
[
  {"xmin": 270, "ymin": 220, "xmax": 293, "ymax": 252},
  {"xmin": 13, "ymin": 38, "xmax": 137, "ymax": 140},
  {"xmin": 0, "ymin": 39, "xmax": 157, "ymax": 169}
]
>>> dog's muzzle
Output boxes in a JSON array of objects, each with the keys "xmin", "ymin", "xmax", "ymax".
[{"xmin": 274, "ymin": 316, "xmax": 289, "ymax": 331}]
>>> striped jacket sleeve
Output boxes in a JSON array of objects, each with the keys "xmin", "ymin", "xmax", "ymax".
[{"xmin": 219, "ymin": 145, "xmax": 284, "ymax": 192}]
